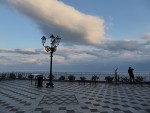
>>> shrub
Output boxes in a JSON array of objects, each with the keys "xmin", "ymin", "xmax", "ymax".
[
  {"xmin": 18, "ymin": 73, "xmax": 23, "ymax": 79},
  {"xmin": 68, "ymin": 75, "xmax": 76, "ymax": 81},
  {"xmin": 120, "ymin": 76, "xmax": 129, "ymax": 82},
  {"xmin": 28, "ymin": 74, "xmax": 34, "ymax": 79},
  {"xmin": 2, "ymin": 73, "xmax": 6, "ymax": 79},
  {"xmin": 91, "ymin": 75, "xmax": 99, "ymax": 81},
  {"xmin": 48, "ymin": 75, "xmax": 54, "ymax": 80},
  {"xmin": 80, "ymin": 77, "xmax": 86, "ymax": 81},
  {"xmin": 105, "ymin": 76, "xmax": 114, "ymax": 82},
  {"xmin": 135, "ymin": 76, "xmax": 143, "ymax": 83},
  {"xmin": 9, "ymin": 73, "xmax": 16, "ymax": 79},
  {"xmin": 59, "ymin": 75, "xmax": 65, "ymax": 80}
]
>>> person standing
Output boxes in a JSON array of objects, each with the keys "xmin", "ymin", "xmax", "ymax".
[
  {"xmin": 128, "ymin": 67, "xmax": 135, "ymax": 84},
  {"xmin": 114, "ymin": 68, "xmax": 118, "ymax": 84}
]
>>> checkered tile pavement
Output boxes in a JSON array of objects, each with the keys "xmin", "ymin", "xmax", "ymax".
[{"xmin": 0, "ymin": 80, "xmax": 150, "ymax": 113}]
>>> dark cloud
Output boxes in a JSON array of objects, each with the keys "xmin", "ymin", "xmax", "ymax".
[
  {"xmin": 0, "ymin": 48, "xmax": 40, "ymax": 55},
  {"xmin": 0, "ymin": 49, "xmax": 13, "ymax": 53},
  {"xmin": 0, "ymin": 35, "xmax": 150, "ymax": 61},
  {"xmin": 15, "ymin": 49, "xmax": 40, "ymax": 55},
  {"xmin": 0, "ymin": 33, "xmax": 150, "ymax": 72},
  {"xmin": 103, "ymin": 40, "xmax": 141, "ymax": 51}
]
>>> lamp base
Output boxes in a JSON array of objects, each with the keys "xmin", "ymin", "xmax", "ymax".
[{"xmin": 46, "ymin": 82, "xmax": 54, "ymax": 88}]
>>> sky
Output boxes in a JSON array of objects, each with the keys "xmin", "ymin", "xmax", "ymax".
[{"xmin": 0, "ymin": 0, "xmax": 150, "ymax": 72}]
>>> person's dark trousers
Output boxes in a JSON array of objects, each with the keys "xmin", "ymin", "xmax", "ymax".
[
  {"xmin": 130, "ymin": 75, "xmax": 135, "ymax": 84},
  {"xmin": 132, "ymin": 75, "xmax": 135, "ymax": 84},
  {"xmin": 115, "ymin": 75, "xmax": 118, "ymax": 84}
]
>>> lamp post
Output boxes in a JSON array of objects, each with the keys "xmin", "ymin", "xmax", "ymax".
[{"xmin": 41, "ymin": 34, "xmax": 61, "ymax": 88}]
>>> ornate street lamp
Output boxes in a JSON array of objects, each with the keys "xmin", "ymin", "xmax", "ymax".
[{"xmin": 41, "ymin": 34, "xmax": 61, "ymax": 88}]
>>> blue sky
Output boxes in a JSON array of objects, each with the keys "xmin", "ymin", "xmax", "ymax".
[
  {"xmin": 62, "ymin": 0, "xmax": 150, "ymax": 39},
  {"xmin": 0, "ymin": 0, "xmax": 150, "ymax": 72},
  {"xmin": 0, "ymin": 5, "xmax": 41, "ymax": 49}
]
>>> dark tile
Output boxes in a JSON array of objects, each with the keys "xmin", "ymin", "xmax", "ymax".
[
  {"xmin": 31, "ymin": 97, "xmax": 36, "ymax": 99},
  {"xmin": 90, "ymin": 109, "xmax": 98, "ymax": 112},
  {"xmin": 123, "ymin": 110, "xmax": 133, "ymax": 113},
  {"xmin": 24, "ymin": 103, "xmax": 31, "ymax": 106},
  {"xmin": 41, "ymin": 110, "xmax": 50, "ymax": 113},
  {"xmin": 141, "ymin": 104, "xmax": 149, "ymax": 106},
  {"xmin": 122, "ymin": 100, "xmax": 127, "ymax": 102},
  {"xmin": 103, "ymin": 101, "xmax": 110, "ymax": 103},
  {"xmin": 2, "ymin": 104, "xmax": 9, "ymax": 106},
  {"xmin": 112, "ymin": 103, "xmax": 119, "ymax": 105},
  {"xmin": 10, "ymin": 108, "xmax": 18, "ymax": 111},
  {"xmin": 96, "ymin": 99, "xmax": 102, "ymax": 102},
  {"xmin": 81, "ymin": 97, "xmax": 87, "ymax": 99},
  {"xmin": 131, "ymin": 102, "xmax": 138, "ymax": 104},
  {"xmin": 138, "ymin": 99, "xmax": 144, "ymax": 101},
  {"xmin": 20, "ymin": 101, "xmax": 26, "ymax": 104},
  {"xmin": 113, "ymin": 99, "xmax": 119, "ymax": 101},
  {"xmin": 133, "ymin": 107, "xmax": 141, "ymax": 110},
  {"xmin": 145, "ymin": 109, "xmax": 150, "ymax": 112},
  {"xmin": 16, "ymin": 111, "xmax": 25, "ymax": 113},
  {"xmin": 6, "ymin": 106, "xmax": 14, "ymax": 109},
  {"xmin": 102, "ymin": 106, "xmax": 110, "ymax": 108},
  {"xmin": 0, "ymin": 102, "xmax": 5, "ymax": 104},
  {"xmin": 105, "ymin": 97, "xmax": 111, "ymax": 99},
  {"xmin": 81, "ymin": 106, "xmax": 89, "ymax": 109},
  {"xmin": 112, "ymin": 108, "xmax": 120, "ymax": 111},
  {"xmin": 93, "ymin": 104, "xmax": 100, "ymax": 106},
  {"xmin": 120, "ymin": 97, "xmax": 125, "ymax": 99},
  {"xmin": 35, "ymin": 108, "xmax": 43, "ymax": 111},
  {"xmin": 85, "ymin": 102, "xmax": 92, "ymax": 104},
  {"xmin": 98, "ymin": 96, "xmax": 103, "ymax": 98},
  {"xmin": 128, "ymin": 98, "xmax": 134, "ymax": 100},
  {"xmin": 59, "ymin": 107, "xmax": 66, "ymax": 110},
  {"xmin": 122, "ymin": 105, "xmax": 130, "ymax": 107},
  {"xmin": 67, "ymin": 110, "xmax": 75, "ymax": 113},
  {"xmin": 89, "ymin": 98, "xmax": 94, "ymax": 100},
  {"xmin": 100, "ymin": 111, "xmax": 108, "ymax": 113}
]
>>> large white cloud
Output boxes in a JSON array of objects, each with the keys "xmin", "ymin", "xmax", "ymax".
[{"xmin": 0, "ymin": 0, "xmax": 105, "ymax": 46}]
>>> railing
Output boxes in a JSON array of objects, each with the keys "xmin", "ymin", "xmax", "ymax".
[{"xmin": 0, "ymin": 71, "xmax": 150, "ymax": 82}]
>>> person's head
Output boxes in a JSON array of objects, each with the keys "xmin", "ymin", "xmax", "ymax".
[{"xmin": 129, "ymin": 67, "xmax": 131, "ymax": 69}]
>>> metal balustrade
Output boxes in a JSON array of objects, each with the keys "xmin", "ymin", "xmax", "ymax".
[{"xmin": 0, "ymin": 72, "xmax": 150, "ymax": 82}]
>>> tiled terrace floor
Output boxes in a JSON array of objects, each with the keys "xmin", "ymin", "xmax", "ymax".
[{"xmin": 0, "ymin": 80, "xmax": 150, "ymax": 113}]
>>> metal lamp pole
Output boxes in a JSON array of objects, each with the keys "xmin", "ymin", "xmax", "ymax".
[{"xmin": 41, "ymin": 34, "xmax": 61, "ymax": 88}]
